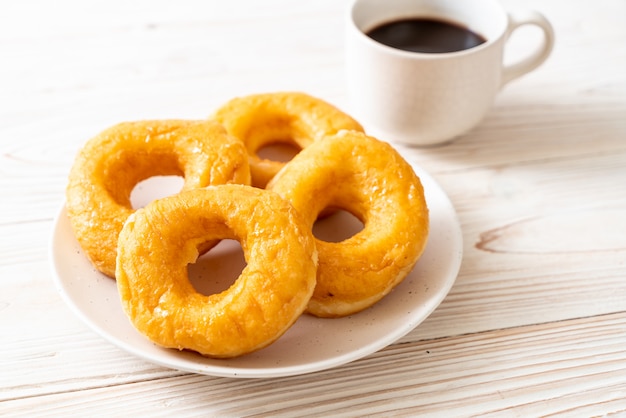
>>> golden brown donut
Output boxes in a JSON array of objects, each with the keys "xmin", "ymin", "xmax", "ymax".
[
  {"xmin": 66, "ymin": 120, "xmax": 250, "ymax": 278},
  {"xmin": 212, "ymin": 92, "xmax": 364, "ymax": 188},
  {"xmin": 267, "ymin": 131, "xmax": 429, "ymax": 318},
  {"xmin": 116, "ymin": 185, "xmax": 318, "ymax": 358}
]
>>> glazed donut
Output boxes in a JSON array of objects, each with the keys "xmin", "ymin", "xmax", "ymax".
[
  {"xmin": 267, "ymin": 131, "xmax": 429, "ymax": 318},
  {"xmin": 66, "ymin": 120, "xmax": 250, "ymax": 278},
  {"xmin": 115, "ymin": 184, "xmax": 318, "ymax": 358},
  {"xmin": 212, "ymin": 92, "xmax": 364, "ymax": 188}
]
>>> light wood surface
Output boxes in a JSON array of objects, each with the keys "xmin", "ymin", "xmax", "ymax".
[{"xmin": 2, "ymin": 0, "xmax": 626, "ymax": 416}]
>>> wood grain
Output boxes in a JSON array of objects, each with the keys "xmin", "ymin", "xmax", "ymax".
[{"xmin": 3, "ymin": 314, "xmax": 626, "ymax": 416}]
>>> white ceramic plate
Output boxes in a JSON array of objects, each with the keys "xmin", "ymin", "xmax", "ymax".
[{"xmin": 50, "ymin": 158, "xmax": 462, "ymax": 378}]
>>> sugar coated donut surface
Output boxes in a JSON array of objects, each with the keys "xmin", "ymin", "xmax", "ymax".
[
  {"xmin": 212, "ymin": 92, "xmax": 364, "ymax": 188},
  {"xmin": 66, "ymin": 120, "xmax": 250, "ymax": 278},
  {"xmin": 115, "ymin": 185, "xmax": 318, "ymax": 358},
  {"xmin": 268, "ymin": 130, "xmax": 429, "ymax": 317}
]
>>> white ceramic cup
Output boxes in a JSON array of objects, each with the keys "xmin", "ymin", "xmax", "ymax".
[{"xmin": 346, "ymin": 0, "xmax": 555, "ymax": 146}]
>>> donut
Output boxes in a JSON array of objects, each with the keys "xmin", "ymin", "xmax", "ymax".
[
  {"xmin": 267, "ymin": 131, "xmax": 429, "ymax": 318},
  {"xmin": 212, "ymin": 92, "xmax": 364, "ymax": 188},
  {"xmin": 115, "ymin": 184, "xmax": 318, "ymax": 358},
  {"xmin": 66, "ymin": 120, "xmax": 250, "ymax": 278}
]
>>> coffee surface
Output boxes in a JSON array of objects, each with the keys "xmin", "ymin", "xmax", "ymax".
[{"xmin": 366, "ymin": 18, "xmax": 486, "ymax": 53}]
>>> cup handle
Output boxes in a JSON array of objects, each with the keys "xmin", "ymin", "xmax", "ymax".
[{"xmin": 501, "ymin": 9, "xmax": 555, "ymax": 87}]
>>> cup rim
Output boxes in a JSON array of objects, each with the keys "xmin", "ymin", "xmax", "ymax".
[{"xmin": 347, "ymin": 0, "xmax": 508, "ymax": 59}]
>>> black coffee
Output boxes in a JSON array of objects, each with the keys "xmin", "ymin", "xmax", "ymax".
[{"xmin": 366, "ymin": 18, "xmax": 486, "ymax": 53}]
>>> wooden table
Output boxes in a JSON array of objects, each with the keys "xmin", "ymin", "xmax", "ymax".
[{"xmin": 2, "ymin": 0, "xmax": 625, "ymax": 415}]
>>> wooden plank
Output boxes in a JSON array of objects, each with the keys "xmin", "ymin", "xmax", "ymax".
[{"xmin": 3, "ymin": 313, "xmax": 626, "ymax": 416}]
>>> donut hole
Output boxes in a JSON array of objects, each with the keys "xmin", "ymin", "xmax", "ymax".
[
  {"xmin": 130, "ymin": 175, "xmax": 184, "ymax": 209},
  {"xmin": 313, "ymin": 208, "xmax": 364, "ymax": 243},
  {"xmin": 256, "ymin": 141, "xmax": 300, "ymax": 163},
  {"xmin": 188, "ymin": 239, "xmax": 247, "ymax": 296}
]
